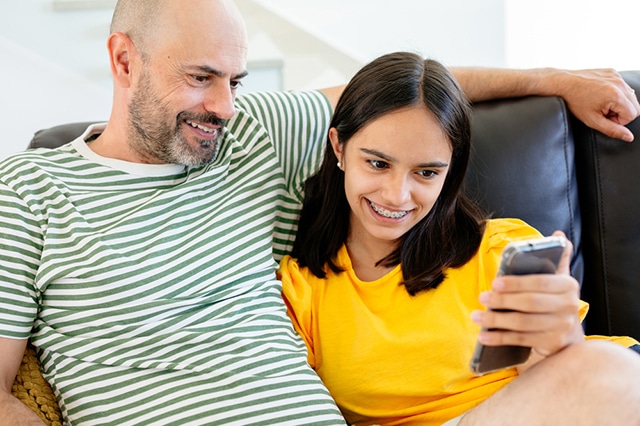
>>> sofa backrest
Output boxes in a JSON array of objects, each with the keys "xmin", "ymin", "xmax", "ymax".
[
  {"xmin": 29, "ymin": 122, "xmax": 96, "ymax": 149},
  {"xmin": 465, "ymin": 95, "xmax": 583, "ymax": 283},
  {"xmin": 573, "ymin": 70, "xmax": 640, "ymax": 339},
  {"xmin": 466, "ymin": 76, "xmax": 640, "ymax": 341}
]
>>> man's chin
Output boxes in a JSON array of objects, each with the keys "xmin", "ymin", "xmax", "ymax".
[{"xmin": 172, "ymin": 139, "xmax": 220, "ymax": 167}]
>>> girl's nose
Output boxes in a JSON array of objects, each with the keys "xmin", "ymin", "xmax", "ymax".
[{"xmin": 381, "ymin": 173, "xmax": 412, "ymax": 206}]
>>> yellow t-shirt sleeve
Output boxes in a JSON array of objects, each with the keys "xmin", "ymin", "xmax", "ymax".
[
  {"xmin": 277, "ymin": 255, "xmax": 317, "ymax": 367},
  {"xmin": 476, "ymin": 219, "xmax": 543, "ymax": 293},
  {"xmin": 585, "ymin": 334, "xmax": 640, "ymax": 347}
]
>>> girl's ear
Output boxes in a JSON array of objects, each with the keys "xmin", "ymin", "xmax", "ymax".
[{"xmin": 328, "ymin": 128, "xmax": 344, "ymax": 164}]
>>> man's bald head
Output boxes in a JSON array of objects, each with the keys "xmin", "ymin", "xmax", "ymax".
[
  {"xmin": 109, "ymin": 0, "xmax": 246, "ymax": 60},
  {"xmin": 110, "ymin": 0, "xmax": 165, "ymax": 57}
]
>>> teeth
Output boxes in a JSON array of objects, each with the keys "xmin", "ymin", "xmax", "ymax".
[
  {"xmin": 369, "ymin": 201, "xmax": 408, "ymax": 219},
  {"xmin": 186, "ymin": 120, "xmax": 216, "ymax": 134}
]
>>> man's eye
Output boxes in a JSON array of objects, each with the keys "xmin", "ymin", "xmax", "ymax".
[
  {"xmin": 369, "ymin": 160, "xmax": 388, "ymax": 169},
  {"xmin": 230, "ymin": 80, "xmax": 243, "ymax": 90},
  {"xmin": 192, "ymin": 75, "xmax": 209, "ymax": 83}
]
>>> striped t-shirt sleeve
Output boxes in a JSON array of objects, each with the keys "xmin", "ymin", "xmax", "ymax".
[{"xmin": 234, "ymin": 90, "xmax": 333, "ymax": 203}]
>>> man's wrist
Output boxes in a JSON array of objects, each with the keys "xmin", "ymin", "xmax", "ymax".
[{"xmin": 528, "ymin": 67, "xmax": 566, "ymax": 97}]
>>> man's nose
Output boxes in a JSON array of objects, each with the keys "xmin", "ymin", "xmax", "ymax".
[{"xmin": 203, "ymin": 82, "xmax": 236, "ymax": 120}]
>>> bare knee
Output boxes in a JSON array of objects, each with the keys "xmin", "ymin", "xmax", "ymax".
[
  {"xmin": 461, "ymin": 341, "xmax": 640, "ymax": 426},
  {"xmin": 524, "ymin": 340, "xmax": 640, "ymax": 395},
  {"xmin": 539, "ymin": 339, "xmax": 640, "ymax": 379}
]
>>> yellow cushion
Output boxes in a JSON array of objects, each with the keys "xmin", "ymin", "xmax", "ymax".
[{"xmin": 11, "ymin": 343, "xmax": 62, "ymax": 426}]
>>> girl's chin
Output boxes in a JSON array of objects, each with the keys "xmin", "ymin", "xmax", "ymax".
[{"xmin": 363, "ymin": 225, "xmax": 410, "ymax": 244}]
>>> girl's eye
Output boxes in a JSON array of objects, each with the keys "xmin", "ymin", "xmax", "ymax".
[
  {"xmin": 369, "ymin": 159, "xmax": 388, "ymax": 170},
  {"xmin": 418, "ymin": 170, "xmax": 437, "ymax": 178}
]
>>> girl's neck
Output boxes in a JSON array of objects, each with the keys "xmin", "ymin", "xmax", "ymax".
[{"xmin": 345, "ymin": 237, "xmax": 397, "ymax": 282}]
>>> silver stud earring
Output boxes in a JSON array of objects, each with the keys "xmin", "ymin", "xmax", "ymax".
[{"xmin": 337, "ymin": 161, "xmax": 342, "ymax": 169}]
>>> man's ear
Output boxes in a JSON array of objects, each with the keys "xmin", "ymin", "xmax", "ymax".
[
  {"xmin": 107, "ymin": 32, "xmax": 137, "ymax": 88},
  {"xmin": 328, "ymin": 128, "xmax": 344, "ymax": 164}
]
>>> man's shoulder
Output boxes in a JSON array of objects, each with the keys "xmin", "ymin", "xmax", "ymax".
[
  {"xmin": 1, "ymin": 146, "xmax": 67, "ymax": 166},
  {"xmin": 0, "ymin": 140, "xmax": 81, "ymax": 185},
  {"xmin": 234, "ymin": 89, "xmax": 327, "ymax": 107},
  {"xmin": 232, "ymin": 90, "xmax": 329, "ymax": 121},
  {"xmin": 228, "ymin": 90, "xmax": 331, "ymax": 149}
]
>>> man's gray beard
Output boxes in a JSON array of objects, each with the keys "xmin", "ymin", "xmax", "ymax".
[{"xmin": 166, "ymin": 132, "xmax": 222, "ymax": 167}]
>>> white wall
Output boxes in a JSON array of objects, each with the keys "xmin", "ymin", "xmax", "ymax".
[
  {"xmin": 0, "ymin": 2, "xmax": 113, "ymax": 160},
  {"xmin": 505, "ymin": 0, "xmax": 640, "ymax": 70},
  {"xmin": 0, "ymin": 36, "xmax": 112, "ymax": 159},
  {"xmin": 256, "ymin": 0, "xmax": 640, "ymax": 75},
  {"xmin": 251, "ymin": 0, "xmax": 506, "ymax": 70}
]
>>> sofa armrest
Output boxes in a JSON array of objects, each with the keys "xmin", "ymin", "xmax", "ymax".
[{"xmin": 11, "ymin": 343, "xmax": 62, "ymax": 425}]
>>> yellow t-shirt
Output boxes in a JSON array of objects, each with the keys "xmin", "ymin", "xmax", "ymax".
[{"xmin": 278, "ymin": 218, "xmax": 637, "ymax": 425}]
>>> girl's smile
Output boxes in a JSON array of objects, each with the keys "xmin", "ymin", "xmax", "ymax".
[{"xmin": 367, "ymin": 199, "xmax": 411, "ymax": 220}]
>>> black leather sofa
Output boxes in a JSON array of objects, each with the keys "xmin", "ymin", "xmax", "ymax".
[{"xmin": 28, "ymin": 71, "xmax": 640, "ymax": 340}]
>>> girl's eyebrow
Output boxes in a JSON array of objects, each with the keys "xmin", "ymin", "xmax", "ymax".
[
  {"xmin": 359, "ymin": 148, "xmax": 449, "ymax": 168},
  {"xmin": 360, "ymin": 148, "xmax": 393, "ymax": 162}
]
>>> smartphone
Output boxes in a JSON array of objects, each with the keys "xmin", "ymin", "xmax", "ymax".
[{"xmin": 469, "ymin": 236, "xmax": 566, "ymax": 375}]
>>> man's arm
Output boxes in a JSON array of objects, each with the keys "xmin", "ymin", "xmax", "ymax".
[
  {"xmin": 0, "ymin": 337, "xmax": 46, "ymax": 425},
  {"xmin": 451, "ymin": 67, "xmax": 640, "ymax": 142}
]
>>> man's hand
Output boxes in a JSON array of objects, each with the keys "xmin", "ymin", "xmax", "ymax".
[
  {"xmin": 552, "ymin": 68, "xmax": 640, "ymax": 142},
  {"xmin": 452, "ymin": 67, "xmax": 640, "ymax": 142},
  {"xmin": 471, "ymin": 232, "xmax": 585, "ymax": 371},
  {"xmin": 0, "ymin": 338, "xmax": 46, "ymax": 425}
]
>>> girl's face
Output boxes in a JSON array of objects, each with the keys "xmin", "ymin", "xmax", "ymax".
[{"xmin": 330, "ymin": 106, "xmax": 452, "ymax": 252}]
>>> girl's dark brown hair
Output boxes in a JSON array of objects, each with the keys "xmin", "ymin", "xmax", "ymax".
[{"xmin": 291, "ymin": 52, "xmax": 487, "ymax": 294}]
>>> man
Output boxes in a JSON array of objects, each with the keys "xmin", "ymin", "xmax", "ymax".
[{"xmin": 1, "ymin": 1, "xmax": 639, "ymax": 425}]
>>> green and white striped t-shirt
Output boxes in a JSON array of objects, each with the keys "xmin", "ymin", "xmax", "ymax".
[{"xmin": 0, "ymin": 90, "xmax": 347, "ymax": 425}]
